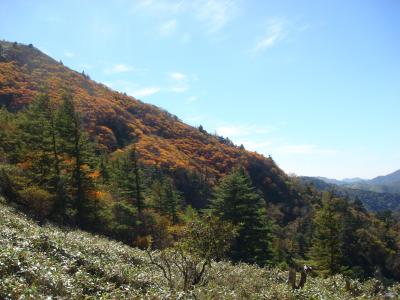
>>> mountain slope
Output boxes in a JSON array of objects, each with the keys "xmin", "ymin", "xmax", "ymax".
[
  {"xmin": 370, "ymin": 169, "xmax": 400, "ymax": 185},
  {"xmin": 317, "ymin": 170, "xmax": 400, "ymax": 195},
  {"xmin": 0, "ymin": 41, "xmax": 299, "ymax": 216},
  {"xmin": 316, "ymin": 177, "xmax": 367, "ymax": 186},
  {"xmin": 299, "ymin": 176, "xmax": 400, "ymax": 212},
  {"xmin": 355, "ymin": 169, "xmax": 400, "ymax": 194},
  {"xmin": 1, "ymin": 198, "xmax": 398, "ymax": 299}
]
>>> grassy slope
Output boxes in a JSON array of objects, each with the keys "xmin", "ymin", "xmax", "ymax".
[{"xmin": 1, "ymin": 199, "xmax": 398, "ymax": 300}]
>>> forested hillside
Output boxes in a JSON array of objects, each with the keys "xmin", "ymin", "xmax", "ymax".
[
  {"xmin": 1, "ymin": 40, "xmax": 400, "ymax": 293},
  {"xmin": 0, "ymin": 40, "xmax": 299, "ymax": 214},
  {"xmin": 298, "ymin": 176, "xmax": 400, "ymax": 212},
  {"xmin": 1, "ymin": 198, "xmax": 399, "ymax": 299}
]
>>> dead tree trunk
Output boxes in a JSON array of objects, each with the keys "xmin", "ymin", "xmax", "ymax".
[{"xmin": 288, "ymin": 265, "xmax": 312, "ymax": 290}]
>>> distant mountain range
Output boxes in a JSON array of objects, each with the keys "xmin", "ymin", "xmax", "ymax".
[
  {"xmin": 316, "ymin": 169, "xmax": 400, "ymax": 194},
  {"xmin": 316, "ymin": 177, "xmax": 366, "ymax": 185},
  {"xmin": 299, "ymin": 169, "xmax": 400, "ymax": 212}
]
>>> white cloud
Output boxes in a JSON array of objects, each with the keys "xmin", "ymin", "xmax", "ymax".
[
  {"xmin": 216, "ymin": 125, "xmax": 249, "ymax": 137},
  {"xmin": 252, "ymin": 19, "xmax": 285, "ymax": 53},
  {"xmin": 216, "ymin": 124, "xmax": 274, "ymax": 137},
  {"xmin": 213, "ymin": 124, "xmax": 279, "ymax": 153},
  {"xmin": 213, "ymin": 123, "xmax": 336, "ymax": 157},
  {"xmin": 195, "ymin": 0, "xmax": 239, "ymax": 33},
  {"xmin": 101, "ymin": 79, "xmax": 160, "ymax": 98},
  {"xmin": 104, "ymin": 64, "xmax": 134, "ymax": 74},
  {"xmin": 128, "ymin": 87, "xmax": 161, "ymax": 98},
  {"xmin": 169, "ymin": 72, "xmax": 187, "ymax": 81},
  {"xmin": 168, "ymin": 71, "xmax": 190, "ymax": 93},
  {"xmin": 160, "ymin": 19, "xmax": 177, "ymax": 37},
  {"xmin": 238, "ymin": 140, "xmax": 274, "ymax": 152},
  {"xmin": 64, "ymin": 50, "xmax": 74, "ymax": 58},
  {"xmin": 133, "ymin": 0, "xmax": 240, "ymax": 36}
]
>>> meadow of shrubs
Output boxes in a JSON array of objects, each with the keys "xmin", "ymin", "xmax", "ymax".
[{"xmin": 1, "ymin": 197, "xmax": 399, "ymax": 300}]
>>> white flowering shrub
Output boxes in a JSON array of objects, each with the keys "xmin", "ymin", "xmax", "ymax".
[{"xmin": 0, "ymin": 199, "xmax": 399, "ymax": 299}]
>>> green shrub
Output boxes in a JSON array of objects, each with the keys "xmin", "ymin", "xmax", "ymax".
[
  {"xmin": 0, "ymin": 164, "xmax": 28, "ymax": 202},
  {"xmin": 18, "ymin": 186, "xmax": 54, "ymax": 220}
]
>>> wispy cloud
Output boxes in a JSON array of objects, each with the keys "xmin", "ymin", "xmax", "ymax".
[
  {"xmin": 216, "ymin": 124, "xmax": 273, "ymax": 137},
  {"xmin": 105, "ymin": 80, "xmax": 160, "ymax": 98},
  {"xmin": 160, "ymin": 19, "xmax": 177, "ymax": 37},
  {"xmin": 169, "ymin": 72, "xmax": 187, "ymax": 81},
  {"xmin": 168, "ymin": 71, "xmax": 190, "ymax": 93},
  {"xmin": 104, "ymin": 64, "xmax": 134, "ymax": 74},
  {"xmin": 128, "ymin": 87, "xmax": 161, "ymax": 98},
  {"xmin": 63, "ymin": 50, "xmax": 74, "ymax": 58},
  {"xmin": 195, "ymin": 0, "xmax": 239, "ymax": 33},
  {"xmin": 238, "ymin": 140, "xmax": 274, "ymax": 152},
  {"xmin": 134, "ymin": 0, "xmax": 184, "ymax": 15},
  {"xmin": 213, "ymin": 123, "xmax": 336, "ymax": 158},
  {"xmin": 133, "ymin": 0, "xmax": 240, "ymax": 35},
  {"xmin": 214, "ymin": 123, "xmax": 278, "ymax": 152},
  {"xmin": 252, "ymin": 19, "xmax": 286, "ymax": 53},
  {"xmin": 216, "ymin": 125, "xmax": 249, "ymax": 137}
]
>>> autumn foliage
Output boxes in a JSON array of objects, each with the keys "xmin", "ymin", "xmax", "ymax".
[{"xmin": 0, "ymin": 40, "xmax": 298, "ymax": 217}]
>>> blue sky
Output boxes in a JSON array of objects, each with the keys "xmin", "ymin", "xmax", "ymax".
[{"xmin": 1, "ymin": 0, "xmax": 399, "ymax": 179}]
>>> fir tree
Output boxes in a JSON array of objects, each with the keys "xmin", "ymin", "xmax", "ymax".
[
  {"xmin": 56, "ymin": 93, "xmax": 94, "ymax": 225},
  {"xmin": 131, "ymin": 146, "xmax": 145, "ymax": 214},
  {"xmin": 0, "ymin": 107, "xmax": 17, "ymax": 162},
  {"xmin": 112, "ymin": 146, "xmax": 145, "ymax": 214},
  {"xmin": 149, "ymin": 176, "xmax": 182, "ymax": 224},
  {"xmin": 16, "ymin": 94, "xmax": 60, "ymax": 188},
  {"xmin": 308, "ymin": 192, "xmax": 345, "ymax": 276},
  {"xmin": 99, "ymin": 154, "xmax": 110, "ymax": 184},
  {"xmin": 210, "ymin": 168, "xmax": 273, "ymax": 266}
]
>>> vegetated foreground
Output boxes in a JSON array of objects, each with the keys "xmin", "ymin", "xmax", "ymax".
[{"xmin": 1, "ymin": 199, "xmax": 399, "ymax": 300}]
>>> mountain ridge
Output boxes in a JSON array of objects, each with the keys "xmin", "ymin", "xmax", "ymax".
[
  {"xmin": 316, "ymin": 169, "xmax": 400, "ymax": 194},
  {"xmin": 299, "ymin": 176, "xmax": 400, "ymax": 212},
  {"xmin": 317, "ymin": 169, "xmax": 400, "ymax": 185},
  {"xmin": 0, "ymin": 40, "xmax": 300, "ymax": 218}
]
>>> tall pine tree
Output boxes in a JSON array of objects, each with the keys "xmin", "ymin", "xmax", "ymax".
[
  {"xmin": 112, "ymin": 146, "xmax": 145, "ymax": 215},
  {"xmin": 210, "ymin": 168, "xmax": 273, "ymax": 266},
  {"xmin": 308, "ymin": 192, "xmax": 345, "ymax": 276},
  {"xmin": 56, "ymin": 93, "xmax": 95, "ymax": 225},
  {"xmin": 16, "ymin": 94, "xmax": 60, "ymax": 190},
  {"xmin": 149, "ymin": 176, "xmax": 182, "ymax": 224}
]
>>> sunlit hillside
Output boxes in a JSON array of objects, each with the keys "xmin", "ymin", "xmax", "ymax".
[
  {"xmin": 1, "ymin": 198, "xmax": 399, "ymax": 299},
  {"xmin": 0, "ymin": 40, "xmax": 299, "ymax": 213}
]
